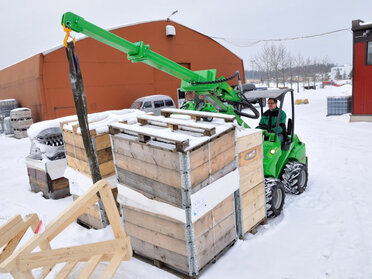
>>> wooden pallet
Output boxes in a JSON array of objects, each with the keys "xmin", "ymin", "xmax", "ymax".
[
  {"xmin": 0, "ymin": 180, "xmax": 132, "ymax": 279},
  {"xmin": 161, "ymin": 108, "xmax": 235, "ymax": 123}
]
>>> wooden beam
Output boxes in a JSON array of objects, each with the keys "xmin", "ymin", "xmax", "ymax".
[
  {"xmin": 78, "ymin": 255, "xmax": 102, "ymax": 279},
  {"xmin": 0, "ymin": 181, "xmax": 106, "ymax": 272},
  {"xmin": 55, "ymin": 261, "xmax": 78, "ymax": 279},
  {"xmin": 16, "ymin": 239, "xmax": 125, "ymax": 271},
  {"xmin": 100, "ymin": 253, "xmax": 123, "ymax": 279},
  {"xmin": 161, "ymin": 108, "xmax": 236, "ymax": 122}
]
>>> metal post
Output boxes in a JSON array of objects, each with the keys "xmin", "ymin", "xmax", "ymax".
[
  {"xmin": 179, "ymin": 152, "xmax": 198, "ymax": 276},
  {"xmin": 233, "ymin": 129, "xmax": 243, "ymax": 239},
  {"xmin": 65, "ymin": 42, "xmax": 108, "ymax": 228}
]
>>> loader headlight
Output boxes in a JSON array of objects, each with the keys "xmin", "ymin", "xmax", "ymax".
[{"xmin": 270, "ymin": 149, "xmax": 276, "ymax": 155}]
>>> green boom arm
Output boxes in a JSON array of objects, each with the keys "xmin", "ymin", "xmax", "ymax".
[{"xmin": 61, "ymin": 12, "xmax": 254, "ymax": 126}]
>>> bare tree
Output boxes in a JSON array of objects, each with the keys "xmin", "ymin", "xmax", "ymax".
[
  {"xmin": 295, "ymin": 53, "xmax": 304, "ymax": 93},
  {"xmin": 269, "ymin": 44, "xmax": 281, "ymax": 88},
  {"xmin": 287, "ymin": 53, "xmax": 294, "ymax": 89},
  {"xmin": 253, "ymin": 44, "xmax": 271, "ymax": 86},
  {"xmin": 278, "ymin": 45, "xmax": 288, "ymax": 87}
]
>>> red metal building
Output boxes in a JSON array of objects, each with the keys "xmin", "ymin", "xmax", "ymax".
[
  {"xmin": 351, "ymin": 20, "xmax": 372, "ymax": 122},
  {"xmin": 0, "ymin": 20, "xmax": 244, "ymax": 122}
]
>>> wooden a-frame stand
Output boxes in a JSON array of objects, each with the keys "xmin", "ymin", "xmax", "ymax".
[{"xmin": 0, "ymin": 180, "xmax": 132, "ymax": 279}]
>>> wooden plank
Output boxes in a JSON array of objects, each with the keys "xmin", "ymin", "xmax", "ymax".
[
  {"xmin": 78, "ymin": 255, "xmax": 102, "ymax": 279},
  {"xmin": 109, "ymin": 123, "xmax": 190, "ymax": 152},
  {"xmin": 100, "ymin": 253, "xmax": 123, "ymax": 279},
  {"xmin": 137, "ymin": 114, "xmax": 216, "ymax": 136},
  {"xmin": 240, "ymin": 163, "xmax": 264, "ymax": 195},
  {"xmin": 195, "ymin": 213, "xmax": 235, "ymax": 255},
  {"xmin": 62, "ymin": 131, "xmax": 111, "ymax": 151},
  {"xmin": 0, "ymin": 227, "xmax": 28, "ymax": 264},
  {"xmin": 117, "ymin": 169, "xmax": 182, "ymax": 207},
  {"xmin": 112, "ymin": 135, "xmax": 180, "ymax": 171},
  {"xmin": 190, "ymin": 146, "xmax": 235, "ymax": 187},
  {"xmin": 99, "ymin": 184, "xmax": 132, "ymax": 261},
  {"xmin": 161, "ymin": 108, "xmax": 236, "ymax": 122},
  {"xmin": 16, "ymin": 239, "xmax": 125, "ymax": 271},
  {"xmin": 123, "ymin": 206, "xmax": 185, "ymax": 241},
  {"xmin": 241, "ymin": 189, "xmax": 266, "ymax": 222},
  {"xmin": 238, "ymin": 144, "xmax": 263, "ymax": 168},
  {"xmin": 193, "ymin": 195, "xmax": 234, "ymax": 237},
  {"xmin": 197, "ymin": 226, "xmax": 236, "ymax": 269},
  {"xmin": 130, "ymin": 237, "xmax": 189, "ymax": 273},
  {"xmin": 55, "ymin": 261, "xmax": 78, "ymax": 279},
  {"xmin": 0, "ymin": 215, "xmax": 23, "ymax": 245},
  {"xmin": 0, "ymin": 181, "xmax": 106, "ymax": 272},
  {"xmin": 65, "ymin": 144, "xmax": 113, "ymax": 164},
  {"xmin": 237, "ymin": 131, "xmax": 263, "ymax": 153},
  {"xmin": 242, "ymin": 205, "xmax": 266, "ymax": 234},
  {"xmin": 66, "ymin": 155, "xmax": 115, "ymax": 178},
  {"xmin": 241, "ymin": 182, "xmax": 265, "ymax": 210},
  {"xmin": 51, "ymin": 178, "xmax": 70, "ymax": 191},
  {"xmin": 115, "ymin": 153, "xmax": 181, "ymax": 188},
  {"xmin": 209, "ymin": 130, "xmax": 235, "ymax": 159},
  {"xmin": 124, "ymin": 221, "xmax": 188, "ymax": 257}
]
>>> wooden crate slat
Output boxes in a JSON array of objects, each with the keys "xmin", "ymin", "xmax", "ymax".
[
  {"xmin": 137, "ymin": 114, "xmax": 216, "ymax": 136},
  {"xmin": 161, "ymin": 108, "xmax": 236, "ymax": 122},
  {"xmin": 109, "ymin": 123, "xmax": 190, "ymax": 151}
]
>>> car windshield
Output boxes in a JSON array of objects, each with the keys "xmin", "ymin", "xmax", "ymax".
[{"xmin": 130, "ymin": 101, "xmax": 142, "ymax": 109}]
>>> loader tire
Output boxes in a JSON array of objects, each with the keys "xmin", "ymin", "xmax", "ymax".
[
  {"xmin": 281, "ymin": 161, "xmax": 308, "ymax": 195},
  {"xmin": 265, "ymin": 178, "xmax": 285, "ymax": 218}
]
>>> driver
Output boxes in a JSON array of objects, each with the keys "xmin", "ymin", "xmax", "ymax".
[{"xmin": 257, "ymin": 98, "xmax": 286, "ymax": 142}]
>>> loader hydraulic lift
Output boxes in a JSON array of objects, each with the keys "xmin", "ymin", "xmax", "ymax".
[{"xmin": 61, "ymin": 12, "xmax": 308, "ymax": 219}]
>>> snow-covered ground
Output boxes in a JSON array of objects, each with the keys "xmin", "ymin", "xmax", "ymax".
[{"xmin": 1, "ymin": 84, "xmax": 372, "ymax": 279}]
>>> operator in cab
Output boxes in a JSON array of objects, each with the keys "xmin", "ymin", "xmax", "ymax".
[{"xmin": 257, "ymin": 98, "xmax": 286, "ymax": 142}]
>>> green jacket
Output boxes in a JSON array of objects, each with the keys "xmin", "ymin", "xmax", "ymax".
[{"xmin": 258, "ymin": 108, "xmax": 286, "ymax": 134}]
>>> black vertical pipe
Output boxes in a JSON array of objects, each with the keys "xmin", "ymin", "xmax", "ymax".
[{"xmin": 65, "ymin": 42, "xmax": 108, "ymax": 227}]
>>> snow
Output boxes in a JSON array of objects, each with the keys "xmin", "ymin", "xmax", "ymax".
[
  {"xmin": 1, "ymin": 84, "xmax": 372, "ymax": 278},
  {"xmin": 117, "ymin": 170, "xmax": 239, "ymax": 223}
]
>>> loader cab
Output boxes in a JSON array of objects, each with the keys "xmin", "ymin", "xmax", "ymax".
[{"xmin": 244, "ymin": 89, "xmax": 295, "ymax": 150}]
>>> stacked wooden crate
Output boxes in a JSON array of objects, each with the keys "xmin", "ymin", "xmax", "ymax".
[
  {"xmin": 110, "ymin": 110, "xmax": 239, "ymax": 276},
  {"xmin": 237, "ymin": 129, "xmax": 267, "ymax": 236},
  {"xmin": 60, "ymin": 110, "xmax": 143, "ymax": 229},
  {"xmin": 26, "ymin": 156, "xmax": 69, "ymax": 199},
  {"xmin": 10, "ymin": 108, "xmax": 33, "ymax": 139}
]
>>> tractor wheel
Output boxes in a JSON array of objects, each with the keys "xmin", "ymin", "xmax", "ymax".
[
  {"xmin": 202, "ymin": 117, "xmax": 213, "ymax": 122},
  {"xmin": 265, "ymin": 178, "xmax": 285, "ymax": 218},
  {"xmin": 281, "ymin": 161, "xmax": 308, "ymax": 195}
]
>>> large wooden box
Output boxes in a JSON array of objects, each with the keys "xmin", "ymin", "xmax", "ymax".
[
  {"xmin": 26, "ymin": 156, "xmax": 69, "ymax": 199},
  {"xmin": 237, "ymin": 130, "xmax": 266, "ymax": 235},
  {"xmin": 117, "ymin": 178, "xmax": 237, "ymax": 276},
  {"xmin": 110, "ymin": 114, "xmax": 236, "ymax": 208}
]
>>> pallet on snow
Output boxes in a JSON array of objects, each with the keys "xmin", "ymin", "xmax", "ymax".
[
  {"xmin": 25, "ymin": 156, "xmax": 69, "ymax": 199},
  {"xmin": 236, "ymin": 129, "xmax": 267, "ymax": 237}
]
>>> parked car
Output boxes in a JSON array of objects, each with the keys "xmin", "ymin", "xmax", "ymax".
[{"xmin": 130, "ymin": 95, "xmax": 176, "ymax": 115}]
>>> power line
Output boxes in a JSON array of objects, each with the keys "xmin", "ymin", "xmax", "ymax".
[{"xmin": 211, "ymin": 28, "xmax": 351, "ymax": 47}]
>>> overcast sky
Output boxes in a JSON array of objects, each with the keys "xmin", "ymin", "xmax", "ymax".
[{"xmin": 0, "ymin": 0, "xmax": 370, "ymax": 71}]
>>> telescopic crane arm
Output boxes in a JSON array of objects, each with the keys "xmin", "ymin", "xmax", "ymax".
[{"xmin": 61, "ymin": 12, "xmax": 259, "ymax": 126}]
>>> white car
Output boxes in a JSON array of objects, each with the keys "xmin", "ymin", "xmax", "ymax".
[{"xmin": 130, "ymin": 95, "xmax": 176, "ymax": 115}]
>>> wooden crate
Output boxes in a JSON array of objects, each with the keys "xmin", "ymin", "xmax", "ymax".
[
  {"xmin": 71, "ymin": 187, "xmax": 119, "ymax": 229},
  {"xmin": 62, "ymin": 127, "xmax": 115, "ymax": 178},
  {"xmin": 236, "ymin": 130, "xmax": 267, "ymax": 236},
  {"xmin": 25, "ymin": 156, "xmax": 69, "ymax": 199},
  {"xmin": 110, "ymin": 115, "xmax": 236, "ymax": 208},
  {"xmin": 119, "ymin": 189, "xmax": 236, "ymax": 276}
]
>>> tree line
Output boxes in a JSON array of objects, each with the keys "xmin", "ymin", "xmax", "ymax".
[{"xmin": 246, "ymin": 44, "xmax": 336, "ymax": 92}]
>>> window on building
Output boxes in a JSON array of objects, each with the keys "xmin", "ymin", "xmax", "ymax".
[
  {"xmin": 154, "ymin": 100, "xmax": 165, "ymax": 108},
  {"xmin": 367, "ymin": 41, "xmax": 372, "ymax": 65}
]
